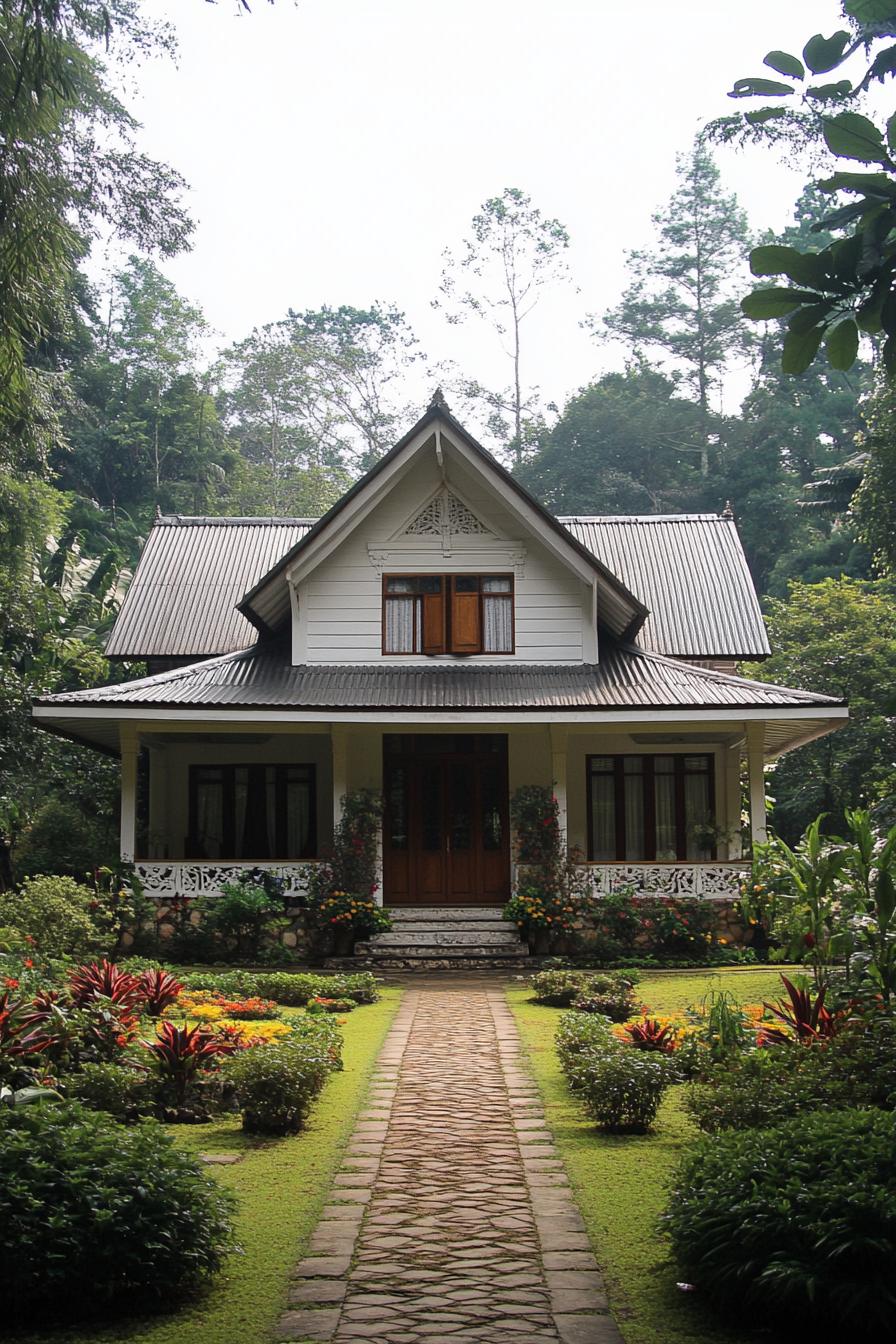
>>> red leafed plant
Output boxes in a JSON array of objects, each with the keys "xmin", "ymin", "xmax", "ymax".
[
  {"xmin": 142, "ymin": 1022, "xmax": 235, "ymax": 1106},
  {"xmin": 69, "ymin": 960, "xmax": 144, "ymax": 1011},
  {"xmin": 759, "ymin": 975, "xmax": 846, "ymax": 1046},
  {"xmin": 0, "ymin": 991, "xmax": 54, "ymax": 1082},
  {"xmin": 138, "ymin": 969, "xmax": 184, "ymax": 1018},
  {"xmin": 623, "ymin": 1017, "xmax": 679, "ymax": 1053}
]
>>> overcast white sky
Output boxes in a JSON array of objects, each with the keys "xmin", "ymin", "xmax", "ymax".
[{"xmin": 118, "ymin": 0, "xmax": 845, "ymax": 426}]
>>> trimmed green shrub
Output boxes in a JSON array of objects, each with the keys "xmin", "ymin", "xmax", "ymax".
[
  {"xmin": 225, "ymin": 1036, "xmax": 332, "ymax": 1134},
  {"xmin": 0, "ymin": 876, "xmax": 99, "ymax": 959},
  {"xmin": 286, "ymin": 1012, "xmax": 344, "ymax": 1071},
  {"xmin": 665, "ymin": 1109, "xmax": 896, "ymax": 1335},
  {"xmin": 182, "ymin": 969, "xmax": 379, "ymax": 1006},
  {"xmin": 684, "ymin": 1016, "xmax": 896, "ymax": 1132},
  {"xmin": 576, "ymin": 1048, "xmax": 674, "ymax": 1132},
  {"xmin": 530, "ymin": 968, "xmax": 639, "ymax": 1016},
  {"xmin": 572, "ymin": 974, "xmax": 639, "ymax": 1022},
  {"xmin": 0, "ymin": 1101, "xmax": 235, "ymax": 1319},
  {"xmin": 555, "ymin": 1010, "xmax": 614, "ymax": 1078},
  {"xmin": 68, "ymin": 1062, "xmax": 155, "ymax": 1119}
]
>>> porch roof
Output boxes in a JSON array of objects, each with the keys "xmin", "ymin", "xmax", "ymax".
[{"xmin": 35, "ymin": 639, "xmax": 843, "ymax": 750}]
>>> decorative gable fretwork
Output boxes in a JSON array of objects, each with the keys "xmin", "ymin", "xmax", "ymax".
[{"xmin": 404, "ymin": 489, "xmax": 492, "ymax": 544}]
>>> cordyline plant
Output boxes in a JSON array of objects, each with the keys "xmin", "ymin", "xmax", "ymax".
[
  {"xmin": 759, "ymin": 974, "xmax": 848, "ymax": 1045},
  {"xmin": 622, "ymin": 1018, "xmax": 679, "ymax": 1054},
  {"xmin": 0, "ymin": 992, "xmax": 54, "ymax": 1086},
  {"xmin": 69, "ymin": 961, "xmax": 144, "ymax": 1011},
  {"xmin": 142, "ymin": 1022, "xmax": 234, "ymax": 1108},
  {"xmin": 138, "ymin": 969, "xmax": 183, "ymax": 1018}
]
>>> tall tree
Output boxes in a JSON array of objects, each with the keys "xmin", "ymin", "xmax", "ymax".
[
  {"xmin": 435, "ymin": 187, "xmax": 572, "ymax": 463},
  {"xmin": 597, "ymin": 142, "xmax": 753, "ymax": 476},
  {"xmin": 0, "ymin": 0, "xmax": 191, "ymax": 476},
  {"xmin": 516, "ymin": 365, "xmax": 707, "ymax": 516},
  {"xmin": 287, "ymin": 305, "xmax": 424, "ymax": 471},
  {"xmin": 217, "ymin": 321, "xmax": 350, "ymax": 516},
  {"xmin": 743, "ymin": 577, "xmax": 896, "ymax": 841}
]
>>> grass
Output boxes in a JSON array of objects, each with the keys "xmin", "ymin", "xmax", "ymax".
[
  {"xmin": 21, "ymin": 988, "xmax": 402, "ymax": 1344},
  {"xmin": 508, "ymin": 967, "xmax": 794, "ymax": 1344}
]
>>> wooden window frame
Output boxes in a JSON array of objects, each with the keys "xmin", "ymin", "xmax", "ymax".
[
  {"xmin": 585, "ymin": 753, "xmax": 715, "ymax": 862},
  {"xmin": 187, "ymin": 763, "xmax": 317, "ymax": 861},
  {"xmin": 381, "ymin": 573, "xmax": 515, "ymax": 656}
]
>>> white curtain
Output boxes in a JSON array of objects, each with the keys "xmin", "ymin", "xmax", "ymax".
[
  {"xmin": 483, "ymin": 579, "xmax": 512, "ymax": 652},
  {"xmin": 590, "ymin": 774, "xmax": 615, "ymax": 860},
  {"xmin": 654, "ymin": 759, "xmax": 677, "ymax": 859},
  {"xmin": 196, "ymin": 775, "xmax": 224, "ymax": 858},
  {"xmin": 286, "ymin": 774, "xmax": 311, "ymax": 857},
  {"xmin": 385, "ymin": 598, "xmax": 417, "ymax": 653},
  {"xmin": 624, "ymin": 776, "xmax": 645, "ymax": 859}
]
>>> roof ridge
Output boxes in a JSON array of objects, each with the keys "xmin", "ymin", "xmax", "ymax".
[
  {"xmin": 559, "ymin": 514, "xmax": 730, "ymax": 524},
  {"xmin": 155, "ymin": 515, "xmax": 318, "ymax": 527}
]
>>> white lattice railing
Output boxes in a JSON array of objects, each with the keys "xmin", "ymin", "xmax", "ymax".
[
  {"xmin": 577, "ymin": 863, "xmax": 749, "ymax": 900},
  {"xmin": 134, "ymin": 862, "xmax": 316, "ymax": 901}
]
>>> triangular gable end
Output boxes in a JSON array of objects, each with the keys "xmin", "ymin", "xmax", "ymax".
[{"xmin": 237, "ymin": 394, "xmax": 649, "ymax": 641}]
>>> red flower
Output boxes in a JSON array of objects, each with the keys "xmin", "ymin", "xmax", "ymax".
[
  {"xmin": 4, "ymin": 977, "xmax": 19, "ymax": 990},
  {"xmin": 23, "ymin": 959, "xmax": 33, "ymax": 969},
  {"xmin": 803, "ymin": 932, "xmax": 816, "ymax": 948}
]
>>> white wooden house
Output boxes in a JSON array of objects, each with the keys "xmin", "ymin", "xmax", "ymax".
[{"xmin": 33, "ymin": 394, "xmax": 846, "ymax": 913}]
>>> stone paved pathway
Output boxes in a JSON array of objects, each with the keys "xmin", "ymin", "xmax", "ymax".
[{"xmin": 279, "ymin": 981, "xmax": 622, "ymax": 1344}]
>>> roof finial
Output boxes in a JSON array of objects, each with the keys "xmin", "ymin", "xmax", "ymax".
[
  {"xmin": 428, "ymin": 386, "xmax": 449, "ymax": 413},
  {"xmin": 721, "ymin": 500, "xmax": 734, "ymax": 519},
  {"xmin": 155, "ymin": 503, "xmax": 162, "ymax": 520}
]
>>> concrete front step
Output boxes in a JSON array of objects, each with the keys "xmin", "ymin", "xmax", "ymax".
[
  {"xmin": 380, "ymin": 918, "xmax": 509, "ymax": 933},
  {"xmin": 386, "ymin": 906, "xmax": 505, "ymax": 922},
  {"xmin": 370, "ymin": 929, "xmax": 521, "ymax": 947},
  {"xmin": 354, "ymin": 941, "xmax": 529, "ymax": 959},
  {"xmin": 334, "ymin": 954, "xmax": 532, "ymax": 971}
]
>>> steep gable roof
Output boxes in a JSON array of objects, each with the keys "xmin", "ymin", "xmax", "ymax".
[
  {"xmin": 104, "ymin": 517, "xmax": 314, "ymax": 660},
  {"xmin": 561, "ymin": 515, "xmax": 770, "ymax": 660},
  {"xmin": 236, "ymin": 394, "xmax": 648, "ymax": 641}
]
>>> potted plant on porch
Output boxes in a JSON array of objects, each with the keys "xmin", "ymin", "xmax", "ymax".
[
  {"xmin": 504, "ymin": 785, "xmax": 586, "ymax": 956},
  {"xmin": 306, "ymin": 790, "xmax": 391, "ymax": 959}
]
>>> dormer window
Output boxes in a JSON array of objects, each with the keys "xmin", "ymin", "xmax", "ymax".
[{"xmin": 383, "ymin": 574, "xmax": 514, "ymax": 655}]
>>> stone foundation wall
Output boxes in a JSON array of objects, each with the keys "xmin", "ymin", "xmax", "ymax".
[{"xmin": 120, "ymin": 900, "xmax": 313, "ymax": 958}]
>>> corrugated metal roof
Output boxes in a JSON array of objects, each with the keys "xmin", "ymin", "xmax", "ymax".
[
  {"xmin": 560, "ymin": 515, "xmax": 770, "ymax": 658},
  {"xmin": 40, "ymin": 642, "xmax": 839, "ymax": 713},
  {"xmin": 104, "ymin": 511, "xmax": 768, "ymax": 661},
  {"xmin": 105, "ymin": 517, "xmax": 314, "ymax": 659}
]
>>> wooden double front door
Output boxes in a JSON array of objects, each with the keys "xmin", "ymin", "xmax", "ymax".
[{"xmin": 383, "ymin": 734, "xmax": 510, "ymax": 906}]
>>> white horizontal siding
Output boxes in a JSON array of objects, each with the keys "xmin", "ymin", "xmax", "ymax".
[{"xmin": 301, "ymin": 462, "xmax": 589, "ymax": 664}]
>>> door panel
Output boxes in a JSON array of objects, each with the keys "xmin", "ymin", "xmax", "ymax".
[{"xmin": 383, "ymin": 736, "xmax": 509, "ymax": 905}]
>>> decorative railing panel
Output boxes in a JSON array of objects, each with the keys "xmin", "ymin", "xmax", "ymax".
[
  {"xmin": 579, "ymin": 863, "xmax": 748, "ymax": 900},
  {"xmin": 134, "ymin": 862, "xmax": 315, "ymax": 901}
]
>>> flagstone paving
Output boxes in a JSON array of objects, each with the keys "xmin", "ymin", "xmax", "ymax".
[{"xmin": 278, "ymin": 981, "xmax": 622, "ymax": 1344}]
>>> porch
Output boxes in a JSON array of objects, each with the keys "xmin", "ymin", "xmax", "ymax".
[{"xmin": 121, "ymin": 720, "xmax": 767, "ymax": 906}]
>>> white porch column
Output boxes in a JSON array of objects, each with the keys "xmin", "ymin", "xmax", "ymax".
[
  {"xmin": 724, "ymin": 744, "xmax": 743, "ymax": 859},
  {"xmin": 746, "ymin": 722, "xmax": 767, "ymax": 850},
  {"xmin": 331, "ymin": 725, "xmax": 347, "ymax": 829},
  {"xmin": 550, "ymin": 725, "xmax": 569, "ymax": 846},
  {"xmin": 120, "ymin": 726, "xmax": 139, "ymax": 863}
]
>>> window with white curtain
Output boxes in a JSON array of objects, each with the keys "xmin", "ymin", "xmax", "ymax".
[
  {"xmin": 587, "ymin": 754, "xmax": 715, "ymax": 861},
  {"xmin": 382, "ymin": 574, "xmax": 514, "ymax": 655},
  {"xmin": 188, "ymin": 765, "xmax": 316, "ymax": 860}
]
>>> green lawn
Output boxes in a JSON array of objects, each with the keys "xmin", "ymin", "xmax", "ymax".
[
  {"xmin": 508, "ymin": 967, "xmax": 793, "ymax": 1344},
  {"xmin": 21, "ymin": 987, "xmax": 402, "ymax": 1344}
]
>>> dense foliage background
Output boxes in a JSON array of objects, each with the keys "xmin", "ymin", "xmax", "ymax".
[{"xmin": 1, "ymin": 0, "xmax": 894, "ymax": 883}]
